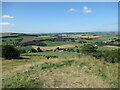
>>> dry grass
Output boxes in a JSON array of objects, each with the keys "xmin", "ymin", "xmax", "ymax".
[
  {"xmin": 2, "ymin": 56, "xmax": 76, "ymax": 78},
  {"xmin": 36, "ymin": 66, "xmax": 109, "ymax": 88}
]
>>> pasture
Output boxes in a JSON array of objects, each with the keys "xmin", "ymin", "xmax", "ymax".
[{"xmin": 43, "ymin": 41, "xmax": 80, "ymax": 46}]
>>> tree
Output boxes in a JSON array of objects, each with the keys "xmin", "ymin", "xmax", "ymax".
[
  {"xmin": 81, "ymin": 44, "xmax": 98, "ymax": 53},
  {"xmin": 104, "ymin": 50, "xmax": 119, "ymax": 63},
  {"xmin": 56, "ymin": 47, "xmax": 60, "ymax": 50},
  {"xmin": 31, "ymin": 48, "xmax": 37, "ymax": 52},
  {"xmin": 2, "ymin": 45, "xmax": 20, "ymax": 59},
  {"xmin": 76, "ymin": 49, "xmax": 80, "ymax": 53},
  {"xmin": 37, "ymin": 47, "xmax": 43, "ymax": 52}
]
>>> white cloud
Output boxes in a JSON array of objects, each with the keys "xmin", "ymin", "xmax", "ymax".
[
  {"xmin": 83, "ymin": 6, "xmax": 92, "ymax": 13},
  {"xmin": 68, "ymin": 8, "xmax": 77, "ymax": 12},
  {"xmin": 0, "ymin": 15, "xmax": 14, "ymax": 18},
  {"xmin": 0, "ymin": 22, "xmax": 15, "ymax": 25}
]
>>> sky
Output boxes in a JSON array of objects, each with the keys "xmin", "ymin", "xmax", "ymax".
[{"xmin": 1, "ymin": 2, "xmax": 118, "ymax": 33}]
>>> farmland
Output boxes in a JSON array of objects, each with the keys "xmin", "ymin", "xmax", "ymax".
[{"xmin": 1, "ymin": 32, "xmax": 119, "ymax": 88}]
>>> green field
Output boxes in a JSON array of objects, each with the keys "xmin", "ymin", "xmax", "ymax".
[
  {"xmin": 43, "ymin": 41, "xmax": 80, "ymax": 46},
  {"xmin": 16, "ymin": 46, "xmax": 33, "ymax": 50},
  {"xmin": 2, "ymin": 37, "xmax": 22, "ymax": 45},
  {"xmin": 98, "ymin": 46, "xmax": 118, "ymax": 51}
]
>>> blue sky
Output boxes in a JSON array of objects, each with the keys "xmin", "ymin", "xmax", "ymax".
[{"xmin": 1, "ymin": 2, "xmax": 118, "ymax": 33}]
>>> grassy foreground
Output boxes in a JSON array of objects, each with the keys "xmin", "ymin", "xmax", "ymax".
[{"xmin": 2, "ymin": 52, "xmax": 119, "ymax": 88}]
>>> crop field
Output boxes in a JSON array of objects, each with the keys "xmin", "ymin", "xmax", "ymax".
[
  {"xmin": 1, "ymin": 32, "xmax": 119, "ymax": 88},
  {"xmin": 71, "ymin": 35, "xmax": 100, "ymax": 38},
  {"xmin": 32, "ymin": 45, "xmax": 76, "ymax": 50}
]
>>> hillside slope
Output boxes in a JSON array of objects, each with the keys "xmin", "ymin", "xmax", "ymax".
[{"xmin": 2, "ymin": 55, "xmax": 118, "ymax": 88}]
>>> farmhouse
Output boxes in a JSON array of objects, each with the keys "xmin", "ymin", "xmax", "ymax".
[{"xmin": 54, "ymin": 49, "xmax": 64, "ymax": 52}]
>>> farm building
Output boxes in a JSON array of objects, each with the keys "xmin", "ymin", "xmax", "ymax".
[{"xmin": 54, "ymin": 49, "xmax": 64, "ymax": 52}]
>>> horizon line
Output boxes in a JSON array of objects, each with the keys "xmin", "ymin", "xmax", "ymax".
[{"xmin": 1, "ymin": 31, "xmax": 118, "ymax": 34}]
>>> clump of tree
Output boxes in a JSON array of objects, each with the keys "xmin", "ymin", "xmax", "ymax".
[
  {"xmin": 2, "ymin": 45, "xmax": 20, "ymax": 59},
  {"xmin": 66, "ymin": 48, "xmax": 75, "ymax": 52},
  {"xmin": 20, "ymin": 41, "xmax": 47, "ymax": 46},
  {"xmin": 37, "ymin": 47, "xmax": 43, "ymax": 52},
  {"xmin": 81, "ymin": 44, "xmax": 119, "ymax": 63},
  {"xmin": 31, "ymin": 48, "xmax": 37, "ymax": 52},
  {"xmin": 56, "ymin": 47, "xmax": 60, "ymax": 50},
  {"xmin": 94, "ymin": 41, "xmax": 107, "ymax": 46},
  {"xmin": 76, "ymin": 49, "xmax": 80, "ymax": 53},
  {"xmin": 92, "ymin": 50, "xmax": 119, "ymax": 63},
  {"xmin": 81, "ymin": 44, "xmax": 98, "ymax": 53},
  {"xmin": 78, "ymin": 40, "xmax": 87, "ymax": 43},
  {"xmin": 90, "ymin": 51, "xmax": 103, "ymax": 59},
  {"xmin": 103, "ymin": 50, "xmax": 119, "ymax": 63},
  {"xmin": 46, "ymin": 37, "xmax": 76, "ymax": 42}
]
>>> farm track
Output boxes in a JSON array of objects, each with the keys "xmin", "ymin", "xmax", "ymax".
[{"xmin": 2, "ymin": 56, "xmax": 77, "ymax": 78}]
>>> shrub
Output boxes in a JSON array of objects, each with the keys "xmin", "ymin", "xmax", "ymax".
[
  {"xmin": 91, "ymin": 51, "xmax": 103, "ymax": 59},
  {"xmin": 81, "ymin": 44, "xmax": 98, "ymax": 53},
  {"xmin": 56, "ymin": 47, "xmax": 60, "ymax": 50},
  {"xmin": 37, "ymin": 47, "xmax": 43, "ymax": 52},
  {"xmin": 19, "ymin": 50, "xmax": 26, "ymax": 53},
  {"xmin": 103, "ymin": 50, "xmax": 119, "ymax": 63},
  {"xmin": 76, "ymin": 49, "xmax": 80, "ymax": 53},
  {"xmin": 2, "ymin": 45, "xmax": 20, "ymax": 59},
  {"xmin": 31, "ymin": 49, "xmax": 37, "ymax": 52}
]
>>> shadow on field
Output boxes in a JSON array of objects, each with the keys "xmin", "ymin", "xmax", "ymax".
[{"xmin": 16, "ymin": 57, "xmax": 31, "ymax": 60}]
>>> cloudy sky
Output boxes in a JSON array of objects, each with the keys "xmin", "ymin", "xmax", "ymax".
[{"xmin": 1, "ymin": 2, "xmax": 118, "ymax": 33}]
